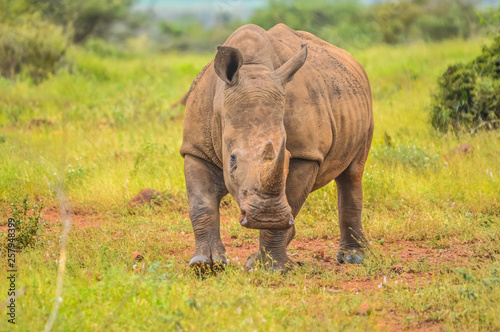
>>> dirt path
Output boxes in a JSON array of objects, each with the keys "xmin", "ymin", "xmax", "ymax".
[
  {"xmin": 3, "ymin": 207, "xmax": 483, "ymax": 331},
  {"xmin": 33, "ymin": 208, "xmax": 476, "ymax": 283}
]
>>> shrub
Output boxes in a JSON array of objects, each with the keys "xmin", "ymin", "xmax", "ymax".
[
  {"xmin": 8, "ymin": 196, "xmax": 45, "ymax": 250},
  {"xmin": 0, "ymin": 14, "xmax": 71, "ymax": 82},
  {"xmin": 431, "ymin": 36, "xmax": 500, "ymax": 133}
]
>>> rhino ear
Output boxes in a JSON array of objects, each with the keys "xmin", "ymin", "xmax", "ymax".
[
  {"xmin": 271, "ymin": 44, "xmax": 308, "ymax": 86},
  {"xmin": 214, "ymin": 46, "xmax": 243, "ymax": 85}
]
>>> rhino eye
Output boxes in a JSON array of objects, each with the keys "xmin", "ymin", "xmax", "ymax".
[{"xmin": 230, "ymin": 154, "xmax": 237, "ymax": 170}]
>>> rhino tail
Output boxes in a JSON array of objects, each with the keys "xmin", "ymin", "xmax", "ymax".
[{"xmin": 169, "ymin": 91, "xmax": 189, "ymax": 109}]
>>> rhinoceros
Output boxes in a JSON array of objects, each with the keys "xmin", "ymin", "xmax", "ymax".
[{"xmin": 180, "ymin": 23, "xmax": 373, "ymax": 270}]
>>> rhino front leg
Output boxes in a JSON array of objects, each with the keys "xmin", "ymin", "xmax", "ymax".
[
  {"xmin": 335, "ymin": 153, "xmax": 368, "ymax": 264},
  {"xmin": 247, "ymin": 159, "xmax": 319, "ymax": 270},
  {"xmin": 184, "ymin": 155, "xmax": 228, "ymax": 272}
]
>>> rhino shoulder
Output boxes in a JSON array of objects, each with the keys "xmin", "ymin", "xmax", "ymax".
[{"xmin": 180, "ymin": 62, "xmax": 223, "ymax": 168}]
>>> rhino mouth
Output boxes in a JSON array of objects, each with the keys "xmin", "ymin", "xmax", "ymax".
[{"xmin": 239, "ymin": 212, "xmax": 294, "ymax": 230}]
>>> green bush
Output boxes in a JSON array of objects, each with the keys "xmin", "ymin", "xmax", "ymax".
[
  {"xmin": 431, "ymin": 36, "xmax": 500, "ymax": 133},
  {"xmin": 8, "ymin": 196, "xmax": 45, "ymax": 250},
  {"xmin": 0, "ymin": 14, "xmax": 71, "ymax": 82}
]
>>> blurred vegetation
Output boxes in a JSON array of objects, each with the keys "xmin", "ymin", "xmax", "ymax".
[
  {"xmin": 0, "ymin": 0, "xmax": 133, "ymax": 43},
  {"xmin": 251, "ymin": 0, "xmax": 479, "ymax": 49},
  {"xmin": 0, "ymin": 0, "xmax": 498, "ymax": 83},
  {"xmin": 431, "ymin": 6, "xmax": 500, "ymax": 134},
  {"xmin": 479, "ymin": 4, "xmax": 500, "ymax": 37},
  {"xmin": 157, "ymin": 14, "xmax": 243, "ymax": 53},
  {"xmin": 154, "ymin": 0, "xmax": 484, "ymax": 52},
  {"xmin": 0, "ymin": 0, "xmax": 132, "ymax": 82},
  {"xmin": 0, "ymin": 13, "xmax": 71, "ymax": 82}
]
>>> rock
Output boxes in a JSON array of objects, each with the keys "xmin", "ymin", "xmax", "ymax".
[
  {"xmin": 313, "ymin": 249, "xmax": 325, "ymax": 259},
  {"xmin": 128, "ymin": 188, "xmax": 162, "ymax": 207},
  {"xmin": 132, "ymin": 251, "xmax": 144, "ymax": 262}
]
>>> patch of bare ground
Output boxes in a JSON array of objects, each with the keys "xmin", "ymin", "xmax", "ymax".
[
  {"xmin": 17, "ymin": 208, "xmax": 479, "ymax": 274},
  {"xmin": 5, "ymin": 208, "xmax": 485, "ymax": 331},
  {"xmin": 378, "ymin": 316, "xmax": 443, "ymax": 332},
  {"xmin": 41, "ymin": 207, "xmax": 102, "ymax": 230}
]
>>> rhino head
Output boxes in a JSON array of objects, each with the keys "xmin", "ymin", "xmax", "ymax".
[{"xmin": 213, "ymin": 44, "xmax": 308, "ymax": 230}]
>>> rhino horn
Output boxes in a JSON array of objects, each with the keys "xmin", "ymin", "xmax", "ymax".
[
  {"xmin": 261, "ymin": 140, "xmax": 275, "ymax": 161},
  {"xmin": 261, "ymin": 136, "xmax": 286, "ymax": 193},
  {"xmin": 271, "ymin": 43, "xmax": 308, "ymax": 85}
]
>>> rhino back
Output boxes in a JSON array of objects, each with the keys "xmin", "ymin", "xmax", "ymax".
[{"xmin": 267, "ymin": 24, "xmax": 373, "ymax": 190}]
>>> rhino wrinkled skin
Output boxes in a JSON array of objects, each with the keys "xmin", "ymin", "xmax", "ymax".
[{"xmin": 180, "ymin": 24, "xmax": 373, "ymax": 271}]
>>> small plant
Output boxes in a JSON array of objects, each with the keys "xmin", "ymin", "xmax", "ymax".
[
  {"xmin": 131, "ymin": 139, "xmax": 169, "ymax": 176},
  {"xmin": 9, "ymin": 196, "xmax": 45, "ymax": 250},
  {"xmin": 370, "ymin": 143, "xmax": 439, "ymax": 169}
]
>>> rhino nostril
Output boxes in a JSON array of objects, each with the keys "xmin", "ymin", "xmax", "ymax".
[
  {"xmin": 241, "ymin": 216, "xmax": 248, "ymax": 226},
  {"xmin": 239, "ymin": 211, "xmax": 246, "ymax": 222}
]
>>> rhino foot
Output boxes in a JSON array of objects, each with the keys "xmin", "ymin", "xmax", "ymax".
[
  {"xmin": 336, "ymin": 249, "xmax": 364, "ymax": 264},
  {"xmin": 189, "ymin": 245, "xmax": 227, "ymax": 274},
  {"xmin": 189, "ymin": 255, "xmax": 212, "ymax": 274},
  {"xmin": 246, "ymin": 251, "xmax": 295, "ymax": 272}
]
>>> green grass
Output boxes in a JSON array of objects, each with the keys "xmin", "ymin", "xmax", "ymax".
[{"xmin": 1, "ymin": 38, "xmax": 500, "ymax": 331}]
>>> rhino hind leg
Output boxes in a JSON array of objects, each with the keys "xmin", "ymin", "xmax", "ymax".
[
  {"xmin": 246, "ymin": 159, "xmax": 319, "ymax": 271},
  {"xmin": 184, "ymin": 155, "xmax": 228, "ymax": 273},
  {"xmin": 335, "ymin": 148, "xmax": 369, "ymax": 264}
]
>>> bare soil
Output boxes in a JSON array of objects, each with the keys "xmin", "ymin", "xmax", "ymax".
[
  {"xmin": 34, "ymin": 208, "xmax": 476, "ymax": 277},
  {"xmin": 4, "ymin": 208, "xmax": 482, "ymax": 332}
]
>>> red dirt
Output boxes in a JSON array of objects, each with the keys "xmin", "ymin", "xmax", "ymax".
[
  {"xmin": 3, "ymin": 207, "xmax": 483, "ymax": 331},
  {"xmin": 32, "ymin": 207, "xmax": 476, "ymax": 274},
  {"xmin": 43, "ymin": 208, "xmax": 103, "ymax": 229},
  {"xmin": 10, "ymin": 208, "xmax": 477, "ymax": 272}
]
